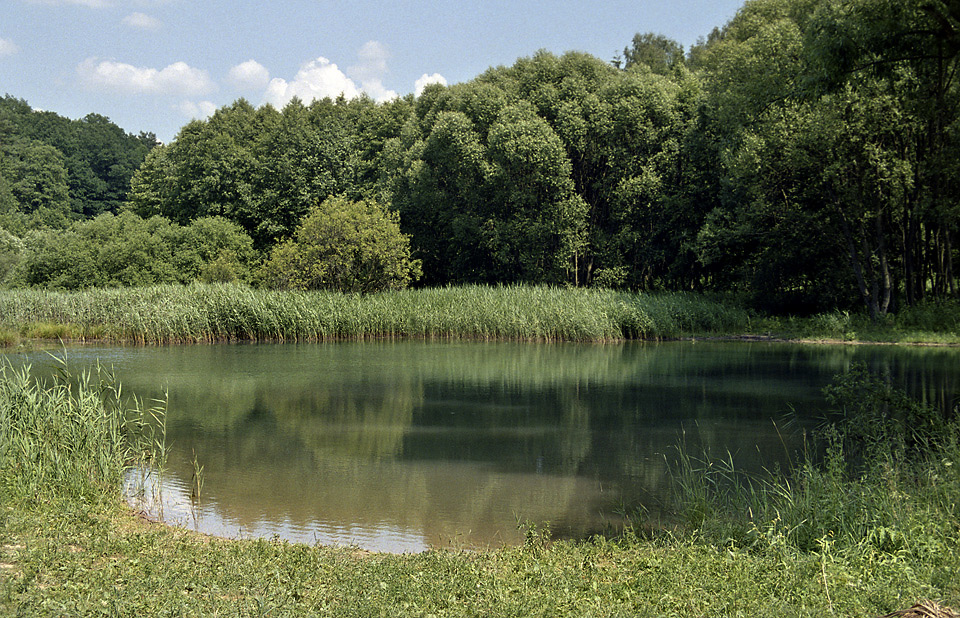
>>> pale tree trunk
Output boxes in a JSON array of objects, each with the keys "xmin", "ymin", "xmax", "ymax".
[{"xmin": 837, "ymin": 206, "xmax": 893, "ymax": 321}]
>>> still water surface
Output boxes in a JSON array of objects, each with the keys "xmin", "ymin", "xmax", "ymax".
[{"xmin": 13, "ymin": 340, "xmax": 960, "ymax": 552}]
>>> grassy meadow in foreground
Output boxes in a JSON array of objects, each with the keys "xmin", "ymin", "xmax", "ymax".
[
  {"xmin": 0, "ymin": 283, "xmax": 748, "ymax": 345},
  {"xmin": 1, "ymin": 362, "xmax": 958, "ymax": 616}
]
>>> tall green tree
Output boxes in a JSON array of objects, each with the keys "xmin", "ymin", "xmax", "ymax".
[
  {"xmin": 484, "ymin": 103, "xmax": 587, "ymax": 282},
  {"xmin": 616, "ymin": 32, "xmax": 685, "ymax": 74},
  {"xmin": 0, "ymin": 138, "xmax": 72, "ymax": 229},
  {"xmin": 803, "ymin": 0, "xmax": 960, "ymax": 303},
  {"xmin": 128, "ymin": 97, "xmax": 369, "ymax": 250},
  {"xmin": 0, "ymin": 95, "xmax": 157, "ymax": 220},
  {"xmin": 689, "ymin": 0, "xmax": 959, "ymax": 314}
]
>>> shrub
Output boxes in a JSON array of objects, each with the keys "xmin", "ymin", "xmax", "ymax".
[
  {"xmin": 5, "ymin": 212, "xmax": 256, "ymax": 289},
  {"xmin": 260, "ymin": 196, "xmax": 421, "ymax": 293}
]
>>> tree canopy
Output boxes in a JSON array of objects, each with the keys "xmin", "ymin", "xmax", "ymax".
[
  {"xmin": 2, "ymin": 0, "xmax": 958, "ymax": 315},
  {"xmin": 0, "ymin": 95, "xmax": 158, "ymax": 230}
]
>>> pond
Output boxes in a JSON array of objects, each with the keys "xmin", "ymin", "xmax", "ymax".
[{"xmin": 10, "ymin": 340, "xmax": 960, "ymax": 552}]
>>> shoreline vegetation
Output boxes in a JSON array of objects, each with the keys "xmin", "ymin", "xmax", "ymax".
[
  {"xmin": 0, "ymin": 283, "xmax": 748, "ymax": 346},
  {"xmin": 0, "ymin": 283, "xmax": 957, "ymax": 349},
  {"xmin": 1, "ymin": 358, "xmax": 958, "ymax": 615}
]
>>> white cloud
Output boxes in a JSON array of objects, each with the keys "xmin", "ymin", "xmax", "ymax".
[
  {"xmin": 361, "ymin": 80, "xmax": 399, "ymax": 103},
  {"xmin": 349, "ymin": 41, "xmax": 390, "ymax": 84},
  {"xmin": 348, "ymin": 41, "xmax": 398, "ymax": 103},
  {"xmin": 263, "ymin": 42, "xmax": 418, "ymax": 108},
  {"xmin": 415, "ymin": 73, "xmax": 447, "ymax": 97},
  {"xmin": 264, "ymin": 57, "xmax": 361, "ymax": 108},
  {"xmin": 177, "ymin": 100, "xmax": 218, "ymax": 120},
  {"xmin": 0, "ymin": 38, "xmax": 19, "ymax": 58},
  {"xmin": 122, "ymin": 12, "xmax": 161, "ymax": 30},
  {"xmin": 228, "ymin": 60, "xmax": 270, "ymax": 90},
  {"xmin": 77, "ymin": 58, "xmax": 216, "ymax": 96}
]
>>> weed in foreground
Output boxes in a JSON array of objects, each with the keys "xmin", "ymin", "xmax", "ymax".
[{"xmin": 652, "ymin": 365, "xmax": 960, "ymax": 614}]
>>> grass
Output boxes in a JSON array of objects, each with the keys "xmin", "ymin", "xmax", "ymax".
[
  {"xmin": 1, "ymin": 284, "xmax": 957, "ymax": 348},
  {"xmin": 0, "ymin": 329, "xmax": 17, "ymax": 348},
  {"xmin": 752, "ymin": 299, "xmax": 960, "ymax": 345},
  {"xmin": 0, "ymin": 283, "xmax": 750, "ymax": 345},
  {"xmin": 1, "ymin": 360, "xmax": 958, "ymax": 616}
]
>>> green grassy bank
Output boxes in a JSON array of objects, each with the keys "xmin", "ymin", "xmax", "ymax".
[
  {"xmin": 2, "ymin": 284, "xmax": 958, "ymax": 348},
  {"xmin": 751, "ymin": 300, "xmax": 960, "ymax": 345},
  {"xmin": 2, "ymin": 362, "xmax": 958, "ymax": 616},
  {"xmin": 0, "ymin": 284, "xmax": 749, "ymax": 345}
]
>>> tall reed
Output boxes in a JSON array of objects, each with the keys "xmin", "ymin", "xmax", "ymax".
[
  {"xmin": 0, "ymin": 283, "xmax": 749, "ymax": 344},
  {"xmin": 662, "ymin": 367, "xmax": 960, "ymax": 563},
  {"xmin": 0, "ymin": 359, "xmax": 165, "ymax": 507}
]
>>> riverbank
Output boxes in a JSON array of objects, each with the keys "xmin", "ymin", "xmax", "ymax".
[
  {"xmin": 6, "ymin": 502, "xmax": 944, "ymax": 617},
  {"xmin": 0, "ymin": 284, "xmax": 748, "ymax": 346},
  {"xmin": 2, "ymin": 284, "xmax": 957, "ymax": 348},
  {"xmin": 2, "ymin": 362, "xmax": 958, "ymax": 616}
]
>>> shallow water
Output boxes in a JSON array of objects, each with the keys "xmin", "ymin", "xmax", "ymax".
[{"xmin": 12, "ymin": 340, "xmax": 960, "ymax": 552}]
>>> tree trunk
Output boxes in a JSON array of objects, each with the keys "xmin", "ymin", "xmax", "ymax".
[
  {"xmin": 876, "ymin": 214, "xmax": 893, "ymax": 315},
  {"xmin": 839, "ymin": 209, "xmax": 880, "ymax": 321}
]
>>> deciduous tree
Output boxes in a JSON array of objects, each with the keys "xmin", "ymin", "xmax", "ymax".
[{"xmin": 260, "ymin": 196, "xmax": 421, "ymax": 292}]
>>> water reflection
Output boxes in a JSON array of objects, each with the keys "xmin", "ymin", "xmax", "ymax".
[{"xmin": 14, "ymin": 340, "xmax": 960, "ymax": 552}]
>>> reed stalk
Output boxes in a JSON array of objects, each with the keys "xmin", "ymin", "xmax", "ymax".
[{"xmin": 0, "ymin": 283, "xmax": 749, "ymax": 345}]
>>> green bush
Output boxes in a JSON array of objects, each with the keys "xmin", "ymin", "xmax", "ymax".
[
  {"xmin": 0, "ymin": 226, "xmax": 23, "ymax": 285},
  {"xmin": 5, "ymin": 212, "xmax": 256, "ymax": 289},
  {"xmin": 260, "ymin": 196, "xmax": 421, "ymax": 293}
]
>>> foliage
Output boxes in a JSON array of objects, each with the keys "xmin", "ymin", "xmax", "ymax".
[
  {"xmin": 0, "ymin": 139, "xmax": 71, "ymax": 231},
  {"xmin": 4, "ymin": 212, "xmax": 256, "ymax": 289},
  {"xmin": 6, "ymin": 0, "xmax": 959, "ymax": 313},
  {"xmin": 389, "ymin": 51, "xmax": 699, "ymax": 289},
  {"xmin": 127, "ymin": 98, "xmax": 382, "ymax": 250},
  {"xmin": 0, "ymin": 227, "xmax": 22, "ymax": 286},
  {"xmin": 260, "ymin": 196, "xmax": 421, "ymax": 292},
  {"xmin": 691, "ymin": 0, "xmax": 960, "ymax": 315},
  {"xmin": 0, "ymin": 95, "xmax": 157, "ymax": 225},
  {"xmin": 616, "ymin": 32, "xmax": 685, "ymax": 74}
]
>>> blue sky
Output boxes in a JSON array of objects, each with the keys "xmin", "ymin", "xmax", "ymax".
[{"xmin": 0, "ymin": 0, "xmax": 745, "ymax": 142}]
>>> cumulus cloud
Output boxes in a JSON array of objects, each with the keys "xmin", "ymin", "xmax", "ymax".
[
  {"xmin": 77, "ymin": 58, "xmax": 216, "ymax": 96},
  {"xmin": 122, "ymin": 12, "xmax": 161, "ymax": 30},
  {"xmin": 177, "ymin": 100, "xmax": 218, "ymax": 120},
  {"xmin": 415, "ymin": 73, "xmax": 447, "ymax": 97},
  {"xmin": 349, "ymin": 41, "xmax": 390, "ymax": 84},
  {"xmin": 228, "ymin": 59, "xmax": 270, "ymax": 90},
  {"xmin": 264, "ymin": 57, "xmax": 360, "ymax": 108},
  {"xmin": 348, "ymin": 41, "xmax": 398, "ymax": 103},
  {"xmin": 0, "ymin": 38, "xmax": 18, "ymax": 58},
  {"xmin": 361, "ymin": 81, "xmax": 399, "ymax": 103},
  {"xmin": 263, "ymin": 42, "xmax": 424, "ymax": 108}
]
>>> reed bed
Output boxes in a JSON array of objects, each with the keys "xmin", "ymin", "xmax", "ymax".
[
  {"xmin": 0, "ymin": 283, "xmax": 749, "ymax": 344},
  {"xmin": 0, "ymin": 361, "xmax": 163, "ymax": 508}
]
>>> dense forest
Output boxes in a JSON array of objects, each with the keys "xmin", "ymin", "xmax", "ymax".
[{"xmin": 1, "ymin": 0, "xmax": 958, "ymax": 317}]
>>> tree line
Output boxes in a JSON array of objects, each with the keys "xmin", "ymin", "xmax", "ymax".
[{"xmin": 1, "ymin": 0, "xmax": 957, "ymax": 316}]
